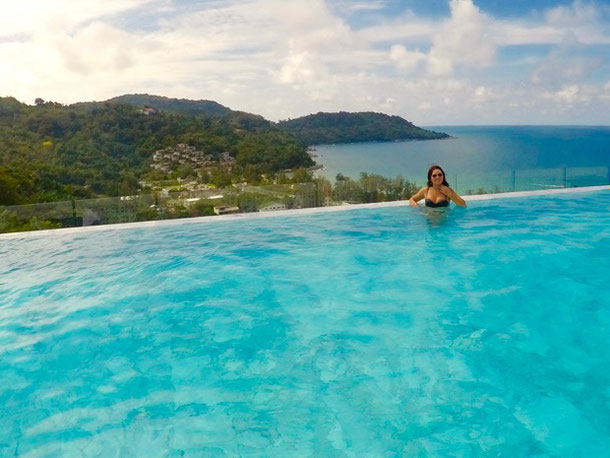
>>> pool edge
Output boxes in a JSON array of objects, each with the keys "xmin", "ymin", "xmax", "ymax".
[{"xmin": 2, "ymin": 185, "xmax": 609, "ymax": 239}]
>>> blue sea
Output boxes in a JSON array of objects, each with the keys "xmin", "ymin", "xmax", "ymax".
[
  {"xmin": 1, "ymin": 189, "xmax": 610, "ymax": 456},
  {"xmin": 314, "ymin": 126, "xmax": 610, "ymax": 191}
]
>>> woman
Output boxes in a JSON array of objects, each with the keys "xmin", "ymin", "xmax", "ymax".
[{"xmin": 409, "ymin": 165, "xmax": 467, "ymax": 208}]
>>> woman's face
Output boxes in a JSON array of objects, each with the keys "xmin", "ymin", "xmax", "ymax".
[{"xmin": 430, "ymin": 168, "xmax": 444, "ymax": 186}]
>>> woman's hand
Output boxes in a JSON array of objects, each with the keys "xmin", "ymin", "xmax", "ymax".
[
  {"xmin": 409, "ymin": 187, "xmax": 426, "ymax": 208},
  {"xmin": 438, "ymin": 185, "xmax": 454, "ymax": 198},
  {"xmin": 439, "ymin": 185, "xmax": 467, "ymax": 207}
]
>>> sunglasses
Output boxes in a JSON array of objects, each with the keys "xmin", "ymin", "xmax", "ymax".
[{"xmin": 431, "ymin": 173, "xmax": 443, "ymax": 177}]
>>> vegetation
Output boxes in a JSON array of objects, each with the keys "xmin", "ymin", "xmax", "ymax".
[
  {"xmin": 0, "ymin": 96, "xmax": 313, "ymax": 205},
  {"xmin": 332, "ymin": 173, "xmax": 419, "ymax": 203},
  {"xmin": 79, "ymin": 94, "xmax": 272, "ymax": 129},
  {"xmin": 278, "ymin": 111, "xmax": 449, "ymax": 145},
  {"xmin": 0, "ymin": 208, "xmax": 62, "ymax": 233},
  {"xmin": 99, "ymin": 94, "xmax": 233, "ymax": 117}
]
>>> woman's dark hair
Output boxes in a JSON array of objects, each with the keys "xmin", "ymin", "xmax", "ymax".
[{"xmin": 427, "ymin": 164, "xmax": 449, "ymax": 187}]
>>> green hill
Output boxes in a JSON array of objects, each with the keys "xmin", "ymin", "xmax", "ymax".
[
  {"xmin": 108, "ymin": 94, "xmax": 232, "ymax": 117},
  {"xmin": 0, "ymin": 97, "xmax": 311, "ymax": 205},
  {"xmin": 74, "ymin": 94, "xmax": 232, "ymax": 117},
  {"xmin": 278, "ymin": 111, "xmax": 449, "ymax": 145},
  {"xmin": 75, "ymin": 94, "xmax": 271, "ymax": 130}
]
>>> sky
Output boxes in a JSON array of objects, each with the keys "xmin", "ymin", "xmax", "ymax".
[{"xmin": 1, "ymin": 0, "xmax": 609, "ymax": 125}]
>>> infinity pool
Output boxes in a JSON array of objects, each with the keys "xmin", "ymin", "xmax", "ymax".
[{"xmin": 2, "ymin": 189, "xmax": 609, "ymax": 456}]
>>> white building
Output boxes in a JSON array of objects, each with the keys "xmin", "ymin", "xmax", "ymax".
[{"xmin": 213, "ymin": 206, "xmax": 239, "ymax": 215}]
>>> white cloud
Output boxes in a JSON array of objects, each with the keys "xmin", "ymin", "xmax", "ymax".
[
  {"xmin": 56, "ymin": 22, "xmax": 136, "ymax": 75},
  {"xmin": 356, "ymin": 11, "xmax": 436, "ymax": 43},
  {"xmin": 545, "ymin": 0, "xmax": 610, "ymax": 45},
  {"xmin": 363, "ymin": 0, "xmax": 610, "ymax": 48},
  {"xmin": 275, "ymin": 49, "xmax": 318, "ymax": 85},
  {"xmin": 600, "ymin": 81, "xmax": 610, "ymax": 101},
  {"xmin": 553, "ymin": 85, "xmax": 582, "ymax": 103},
  {"xmin": 340, "ymin": 1, "xmax": 387, "ymax": 12},
  {"xmin": 389, "ymin": 45, "xmax": 426, "ymax": 72},
  {"xmin": 427, "ymin": 0, "xmax": 496, "ymax": 75},
  {"xmin": 547, "ymin": 1, "xmax": 599, "ymax": 27},
  {"xmin": 0, "ymin": 0, "xmax": 609, "ymax": 124},
  {"xmin": 494, "ymin": 1, "xmax": 610, "ymax": 45},
  {"xmin": 385, "ymin": 0, "xmax": 497, "ymax": 76},
  {"xmin": 531, "ymin": 38, "xmax": 603, "ymax": 86},
  {"xmin": 474, "ymin": 86, "xmax": 495, "ymax": 103},
  {"xmin": 540, "ymin": 84, "xmax": 599, "ymax": 104},
  {"xmin": 0, "ymin": 0, "xmax": 160, "ymax": 36}
]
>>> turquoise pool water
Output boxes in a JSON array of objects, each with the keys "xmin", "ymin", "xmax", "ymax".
[{"xmin": 2, "ymin": 190, "xmax": 610, "ymax": 456}]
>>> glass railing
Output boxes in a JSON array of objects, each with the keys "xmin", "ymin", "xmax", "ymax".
[
  {"xmin": 1, "ymin": 165, "xmax": 608, "ymax": 233},
  {"xmin": 449, "ymin": 165, "xmax": 609, "ymax": 195}
]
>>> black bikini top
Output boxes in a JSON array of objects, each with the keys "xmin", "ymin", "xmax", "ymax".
[
  {"xmin": 425, "ymin": 187, "xmax": 449, "ymax": 207},
  {"xmin": 425, "ymin": 198, "xmax": 449, "ymax": 208}
]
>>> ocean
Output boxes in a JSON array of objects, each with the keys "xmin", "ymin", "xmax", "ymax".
[{"xmin": 313, "ymin": 126, "xmax": 610, "ymax": 193}]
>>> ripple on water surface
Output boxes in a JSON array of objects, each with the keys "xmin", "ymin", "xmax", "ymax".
[{"xmin": 1, "ymin": 190, "xmax": 610, "ymax": 456}]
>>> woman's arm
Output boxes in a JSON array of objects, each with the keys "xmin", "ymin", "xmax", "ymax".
[
  {"xmin": 440, "ymin": 185, "xmax": 467, "ymax": 207},
  {"xmin": 409, "ymin": 187, "xmax": 427, "ymax": 207}
]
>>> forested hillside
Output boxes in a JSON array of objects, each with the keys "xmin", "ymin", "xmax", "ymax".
[{"xmin": 0, "ymin": 97, "xmax": 312, "ymax": 205}]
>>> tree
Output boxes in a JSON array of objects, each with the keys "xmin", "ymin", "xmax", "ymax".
[
  {"xmin": 0, "ymin": 169, "xmax": 22, "ymax": 205},
  {"xmin": 237, "ymin": 192, "xmax": 259, "ymax": 213},
  {"xmin": 190, "ymin": 200, "xmax": 215, "ymax": 217},
  {"xmin": 358, "ymin": 172, "xmax": 384, "ymax": 202},
  {"xmin": 291, "ymin": 167, "xmax": 314, "ymax": 183},
  {"xmin": 118, "ymin": 171, "xmax": 139, "ymax": 196},
  {"xmin": 209, "ymin": 168, "xmax": 232, "ymax": 188},
  {"xmin": 295, "ymin": 181, "xmax": 323, "ymax": 208},
  {"xmin": 332, "ymin": 177, "xmax": 361, "ymax": 202}
]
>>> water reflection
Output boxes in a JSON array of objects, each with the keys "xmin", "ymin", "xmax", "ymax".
[
  {"xmin": 418, "ymin": 206, "xmax": 467, "ymax": 261},
  {"xmin": 421, "ymin": 207, "xmax": 452, "ymax": 228}
]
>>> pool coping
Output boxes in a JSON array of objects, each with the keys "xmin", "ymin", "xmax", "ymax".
[{"xmin": 2, "ymin": 185, "xmax": 609, "ymax": 239}]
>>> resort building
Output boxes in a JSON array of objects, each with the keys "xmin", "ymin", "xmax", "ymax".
[
  {"xmin": 260, "ymin": 203, "xmax": 287, "ymax": 212},
  {"xmin": 213, "ymin": 206, "xmax": 240, "ymax": 215}
]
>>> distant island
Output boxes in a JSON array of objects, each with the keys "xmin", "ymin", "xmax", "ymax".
[
  {"xmin": 0, "ymin": 94, "xmax": 447, "ymax": 228},
  {"xmin": 278, "ymin": 111, "xmax": 449, "ymax": 145}
]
